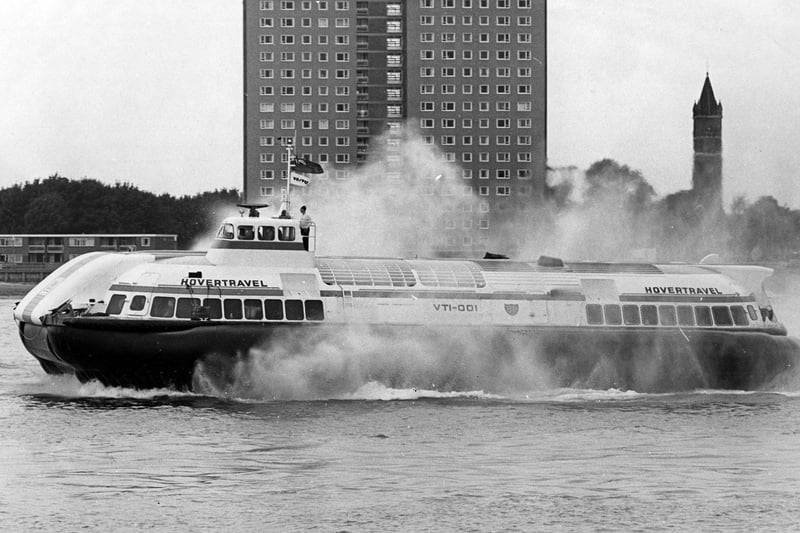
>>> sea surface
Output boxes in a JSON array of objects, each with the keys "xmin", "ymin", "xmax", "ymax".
[{"xmin": 2, "ymin": 295, "xmax": 800, "ymax": 532}]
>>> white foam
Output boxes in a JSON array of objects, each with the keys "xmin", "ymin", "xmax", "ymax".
[
  {"xmin": 519, "ymin": 387, "xmax": 647, "ymax": 402},
  {"xmin": 18, "ymin": 374, "xmax": 194, "ymax": 399},
  {"xmin": 342, "ymin": 381, "xmax": 502, "ymax": 401}
]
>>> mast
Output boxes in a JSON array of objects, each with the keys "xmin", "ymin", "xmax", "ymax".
[{"xmin": 282, "ymin": 138, "xmax": 295, "ymax": 216}]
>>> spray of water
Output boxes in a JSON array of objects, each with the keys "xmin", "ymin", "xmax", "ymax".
[
  {"xmin": 188, "ymin": 316, "xmax": 800, "ymax": 400},
  {"xmin": 513, "ymin": 163, "xmax": 662, "ymax": 262},
  {"xmin": 189, "ymin": 202, "xmax": 244, "ymax": 251},
  {"xmin": 762, "ymin": 271, "xmax": 800, "ymax": 390},
  {"xmin": 180, "ymin": 127, "xmax": 800, "ymax": 398},
  {"xmin": 192, "ymin": 325, "xmax": 560, "ymax": 401},
  {"xmin": 293, "ymin": 128, "xmax": 480, "ymax": 257}
]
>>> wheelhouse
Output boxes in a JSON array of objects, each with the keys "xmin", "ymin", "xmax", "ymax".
[{"xmin": 205, "ymin": 212, "xmax": 317, "ymax": 268}]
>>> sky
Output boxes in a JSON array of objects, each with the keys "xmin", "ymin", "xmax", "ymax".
[{"xmin": 1, "ymin": 0, "xmax": 800, "ymax": 207}]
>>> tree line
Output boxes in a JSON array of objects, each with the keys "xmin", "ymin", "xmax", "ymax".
[
  {"xmin": 542, "ymin": 159, "xmax": 800, "ymax": 263},
  {"xmin": 0, "ymin": 175, "xmax": 239, "ymax": 248}
]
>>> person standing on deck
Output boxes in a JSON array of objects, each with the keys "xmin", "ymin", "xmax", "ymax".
[{"xmin": 299, "ymin": 205, "xmax": 312, "ymax": 250}]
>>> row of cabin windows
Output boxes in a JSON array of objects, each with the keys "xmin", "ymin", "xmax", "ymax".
[
  {"xmin": 107, "ymin": 295, "xmax": 324, "ymax": 321},
  {"xmin": 586, "ymin": 303, "xmax": 758, "ymax": 328},
  {"xmin": 217, "ymin": 224, "xmax": 296, "ymax": 242}
]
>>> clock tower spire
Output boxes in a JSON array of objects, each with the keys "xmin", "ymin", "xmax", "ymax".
[{"xmin": 692, "ymin": 73, "xmax": 723, "ymax": 214}]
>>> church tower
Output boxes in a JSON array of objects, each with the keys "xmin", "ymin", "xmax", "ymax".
[{"xmin": 692, "ymin": 73, "xmax": 723, "ymax": 214}]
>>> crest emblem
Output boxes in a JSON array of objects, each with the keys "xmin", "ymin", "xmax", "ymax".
[{"xmin": 504, "ymin": 303, "xmax": 519, "ymax": 316}]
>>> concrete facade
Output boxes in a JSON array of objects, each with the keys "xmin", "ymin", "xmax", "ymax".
[{"xmin": 242, "ymin": 0, "xmax": 546, "ymax": 253}]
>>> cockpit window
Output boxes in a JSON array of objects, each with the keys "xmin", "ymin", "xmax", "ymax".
[
  {"xmin": 107, "ymin": 294, "xmax": 126, "ymax": 315},
  {"xmin": 130, "ymin": 295, "xmax": 147, "ymax": 311},
  {"xmin": 258, "ymin": 225, "xmax": 276, "ymax": 241},
  {"xmin": 278, "ymin": 226, "xmax": 296, "ymax": 241},
  {"xmin": 238, "ymin": 225, "xmax": 255, "ymax": 240},
  {"xmin": 217, "ymin": 223, "xmax": 234, "ymax": 240}
]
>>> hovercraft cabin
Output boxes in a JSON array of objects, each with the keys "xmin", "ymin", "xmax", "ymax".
[{"xmin": 0, "ymin": 234, "xmax": 177, "ymax": 282}]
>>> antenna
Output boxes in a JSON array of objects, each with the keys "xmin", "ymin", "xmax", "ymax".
[
  {"xmin": 282, "ymin": 137, "xmax": 294, "ymax": 217},
  {"xmin": 236, "ymin": 203, "xmax": 269, "ymax": 218}
]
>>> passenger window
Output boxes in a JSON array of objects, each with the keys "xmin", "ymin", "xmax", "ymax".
[
  {"xmin": 695, "ymin": 306, "xmax": 712, "ymax": 326},
  {"xmin": 305, "ymin": 300, "xmax": 325, "ymax": 321},
  {"xmin": 730, "ymin": 306, "xmax": 749, "ymax": 326},
  {"xmin": 203, "ymin": 298, "xmax": 222, "ymax": 319},
  {"xmin": 176, "ymin": 298, "xmax": 201, "ymax": 319},
  {"xmin": 285, "ymin": 299, "xmax": 304, "ymax": 320},
  {"xmin": 586, "ymin": 304, "xmax": 603, "ymax": 325},
  {"xmin": 224, "ymin": 299, "xmax": 243, "ymax": 319},
  {"xmin": 258, "ymin": 225, "xmax": 276, "ymax": 241},
  {"xmin": 107, "ymin": 294, "xmax": 126, "ymax": 315},
  {"xmin": 130, "ymin": 295, "xmax": 146, "ymax": 311},
  {"xmin": 217, "ymin": 223, "xmax": 234, "ymax": 239},
  {"xmin": 238, "ymin": 225, "xmax": 255, "ymax": 240},
  {"xmin": 641, "ymin": 305, "xmax": 658, "ymax": 326},
  {"xmin": 622, "ymin": 305, "xmax": 640, "ymax": 325},
  {"xmin": 603, "ymin": 304, "xmax": 622, "ymax": 325},
  {"xmin": 151, "ymin": 297, "xmax": 175, "ymax": 318},
  {"xmin": 278, "ymin": 226, "xmax": 296, "ymax": 241},
  {"xmin": 265, "ymin": 299, "xmax": 284, "ymax": 320},
  {"xmin": 658, "ymin": 306, "xmax": 677, "ymax": 326},
  {"xmin": 747, "ymin": 305, "xmax": 759, "ymax": 321},
  {"xmin": 712, "ymin": 306, "xmax": 733, "ymax": 326},
  {"xmin": 244, "ymin": 299, "xmax": 263, "ymax": 320},
  {"xmin": 677, "ymin": 305, "xmax": 695, "ymax": 326}
]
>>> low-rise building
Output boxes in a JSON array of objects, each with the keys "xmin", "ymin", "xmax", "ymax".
[{"xmin": 0, "ymin": 234, "xmax": 178, "ymax": 282}]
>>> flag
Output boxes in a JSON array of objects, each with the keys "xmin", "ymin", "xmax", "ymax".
[
  {"xmin": 291, "ymin": 157, "xmax": 324, "ymax": 174},
  {"xmin": 290, "ymin": 171, "xmax": 310, "ymax": 187}
]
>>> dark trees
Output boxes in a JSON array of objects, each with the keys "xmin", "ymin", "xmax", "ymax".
[{"xmin": 0, "ymin": 174, "xmax": 239, "ymax": 248}]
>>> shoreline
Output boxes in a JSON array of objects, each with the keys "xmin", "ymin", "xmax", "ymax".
[{"xmin": 0, "ymin": 282, "xmax": 35, "ymax": 298}]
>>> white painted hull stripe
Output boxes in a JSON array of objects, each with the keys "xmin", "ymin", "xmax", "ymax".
[{"xmin": 20, "ymin": 253, "xmax": 105, "ymax": 323}]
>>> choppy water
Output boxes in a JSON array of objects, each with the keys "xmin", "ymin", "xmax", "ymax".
[{"xmin": 2, "ymin": 296, "xmax": 800, "ymax": 531}]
